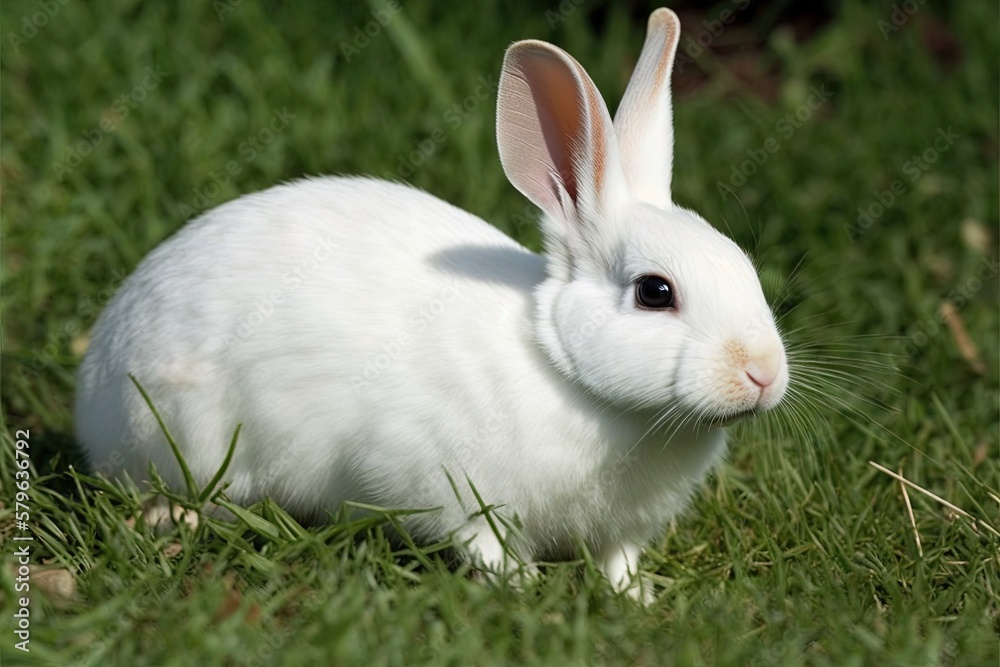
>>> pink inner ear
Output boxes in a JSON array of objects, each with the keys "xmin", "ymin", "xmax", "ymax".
[
  {"xmin": 498, "ymin": 44, "xmax": 601, "ymax": 217},
  {"xmin": 515, "ymin": 53, "xmax": 584, "ymax": 206}
]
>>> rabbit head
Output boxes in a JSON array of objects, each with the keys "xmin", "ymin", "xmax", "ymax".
[{"xmin": 497, "ymin": 8, "xmax": 788, "ymax": 425}]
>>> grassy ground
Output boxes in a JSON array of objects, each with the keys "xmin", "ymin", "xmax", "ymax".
[{"xmin": 1, "ymin": 0, "xmax": 998, "ymax": 664}]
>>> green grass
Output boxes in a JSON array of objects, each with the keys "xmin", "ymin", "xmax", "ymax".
[{"xmin": 2, "ymin": 0, "xmax": 998, "ymax": 664}]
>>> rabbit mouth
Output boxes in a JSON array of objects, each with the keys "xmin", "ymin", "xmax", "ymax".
[{"xmin": 703, "ymin": 409, "xmax": 757, "ymax": 428}]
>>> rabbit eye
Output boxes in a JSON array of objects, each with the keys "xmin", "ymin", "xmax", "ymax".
[{"xmin": 635, "ymin": 276, "xmax": 675, "ymax": 310}]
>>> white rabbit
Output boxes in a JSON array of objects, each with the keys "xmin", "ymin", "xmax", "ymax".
[{"xmin": 75, "ymin": 8, "xmax": 789, "ymax": 599}]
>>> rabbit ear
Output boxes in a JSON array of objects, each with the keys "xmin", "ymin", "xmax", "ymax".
[
  {"xmin": 613, "ymin": 8, "xmax": 681, "ymax": 209},
  {"xmin": 497, "ymin": 40, "xmax": 629, "ymax": 235}
]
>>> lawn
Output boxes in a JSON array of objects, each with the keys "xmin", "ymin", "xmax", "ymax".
[{"xmin": 1, "ymin": 0, "xmax": 998, "ymax": 665}]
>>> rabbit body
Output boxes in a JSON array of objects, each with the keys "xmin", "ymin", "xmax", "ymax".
[
  {"xmin": 75, "ymin": 9, "xmax": 788, "ymax": 595},
  {"xmin": 76, "ymin": 176, "xmax": 726, "ymax": 575}
]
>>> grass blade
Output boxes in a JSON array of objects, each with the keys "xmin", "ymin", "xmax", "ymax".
[
  {"xmin": 199, "ymin": 424, "xmax": 242, "ymax": 503},
  {"xmin": 129, "ymin": 374, "xmax": 198, "ymax": 500}
]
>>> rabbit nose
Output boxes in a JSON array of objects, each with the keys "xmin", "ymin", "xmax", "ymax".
[{"xmin": 745, "ymin": 359, "xmax": 779, "ymax": 388}]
